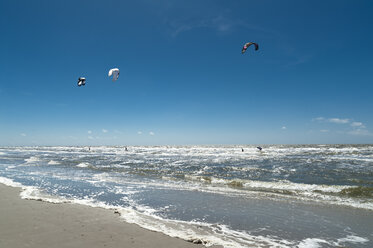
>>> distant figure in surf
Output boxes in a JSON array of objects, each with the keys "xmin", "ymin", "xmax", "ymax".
[
  {"xmin": 241, "ymin": 148, "xmax": 244, "ymax": 152},
  {"xmin": 257, "ymin": 146, "xmax": 262, "ymax": 151},
  {"xmin": 125, "ymin": 147, "xmax": 128, "ymax": 151}
]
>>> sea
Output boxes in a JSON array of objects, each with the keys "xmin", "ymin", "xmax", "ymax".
[{"xmin": 0, "ymin": 145, "xmax": 372, "ymax": 248}]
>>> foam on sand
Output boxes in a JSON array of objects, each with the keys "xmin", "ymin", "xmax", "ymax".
[{"xmin": 0, "ymin": 183, "xmax": 205, "ymax": 248}]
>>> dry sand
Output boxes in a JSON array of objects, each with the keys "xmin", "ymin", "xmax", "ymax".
[{"xmin": 0, "ymin": 184, "xmax": 218, "ymax": 248}]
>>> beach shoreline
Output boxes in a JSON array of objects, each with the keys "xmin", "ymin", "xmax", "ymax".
[{"xmin": 0, "ymin": 184, "xmax": 214, "ymax": 248}]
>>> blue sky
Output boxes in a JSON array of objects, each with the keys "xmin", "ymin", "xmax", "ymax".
[{"xmin": 1, "ymin": 0, "xmax": 372, "ymax": 145}]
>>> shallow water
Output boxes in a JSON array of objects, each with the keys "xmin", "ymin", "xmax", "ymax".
[{"xmin": 0, "ymin": 145, "xmax": 372, "ymax": 247}]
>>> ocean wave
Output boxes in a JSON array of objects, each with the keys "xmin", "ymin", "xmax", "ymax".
[
  {"xmin": 181, "ymin": 176, "xmax": 373, "ymax": 210},
  {"xmin": 0, "ymin": 176, "xmax": 23, "ymax": 187},
  {"xmin": 76, "ymin": 162, "xmax": 92, "ymax": 168},
  {"xmin": 185, "ymin": 175, "xmax": 349, "ymax": 193},
  {"xmin": 298, "ymin": 235, "xmax": 369, "ymax": 248},
  {"xmin": 24, "ymin": 156, "xmax": 41, "ymax": 164},
  {"xmin": 47, "ymin": 160, "xmax": 60, "ymax": 165}
]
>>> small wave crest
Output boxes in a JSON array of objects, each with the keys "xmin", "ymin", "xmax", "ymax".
[
  {"xmin": 182, "ymin": 175, "xmax": 373, "ymax": 210},
  {"xmin": 0, "ymin": 176, "xmax": 23, "ymax": 187},
  {"xmin": 298, "ymin": 235, "xmax": 369, "ymax": 248},
  {"xmin": 24, "ymin": 156, "xmax": 41, "ymax": 164},
  {"xmin": 47, "ymin": 160, "xmax": 60, "ymax": 165},
  {"xmin": 76, "ymin": 162, "xmax": 92, "ymax": 168}
]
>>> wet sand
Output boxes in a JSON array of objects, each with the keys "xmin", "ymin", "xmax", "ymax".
[{"xmin": 0, "ymin": 184, "xmax": 213, "ymax": 248}]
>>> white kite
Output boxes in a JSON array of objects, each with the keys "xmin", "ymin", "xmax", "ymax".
[{"xmin": 108, "ymin": 68, "xmax": 120, "ymax": 81}]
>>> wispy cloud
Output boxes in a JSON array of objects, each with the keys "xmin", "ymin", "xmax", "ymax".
[
  {"xmin": 351, "ymin": 122, "xmax": 365, "ymax": 128},
  {"xmin": 137, "ymin": 131, "xmax": 142, "ymax": 135},
  {"xmin": 20, "ymin": 133, "xmax": 26, "ymax": 137},
  {"xmin": 283, "ymin": 54, "xmax": 313, "ymax": 67},
  {"xmin": 165, "ymin": 9, "xmax": 275, "ymax": 38},
  {"xmin": 102, "ymin": 129, "xmax": 108, "ymax": 133},
  {"xmin": 281, "ymin": 126, "xmax": 287, "ymax": 130},
  {"xmin": 348, "ymin": 129, "xmax": 373, "ymax": 137},
  {"xmin": 168, "ymin": 15, "xmax": 235, "ymax": 37},
  {"xmin": 313, "ymin": 117, "xmax": 350, "ymax": 124},
  {"xmin": 88, "ymin": 130, "xmax": 92, "ymax": 134},
  {"xmin": 149, "ymin": 131, "xmax": 155, "ymax": 136},
  {"xmin": 313, "ymin": 117, "xmax": 325, "ymax": 121},
  {"xmin": 313, "ymin": 117, "xmax": 372, "ymax": 136},
  {"xmin": 328, "ymin": 118, "xmax": 350, "ymax": 124},
  {"xmin": 88, "ymin": 136, "xmax": 94, "ymax": 140},
  {"xmin": 349, "ymin": 121, "xmax": 371, "ymax": 136}
]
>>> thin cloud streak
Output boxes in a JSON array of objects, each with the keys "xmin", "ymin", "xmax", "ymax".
[
  {"xmin": 313, "ymin": 117, "xmax": 372, "ymax": 137},
  {"xmin": 313, "ymin": 117, "xmax": 350, "ymax": 124},
  {"xmin": 328, "ymin": 118, "xmax": 350, "ymax": 124}
]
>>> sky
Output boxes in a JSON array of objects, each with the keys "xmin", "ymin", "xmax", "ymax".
[{"xmin": 0, "ymin": 0, "xmax": 372, "ymax": 146}]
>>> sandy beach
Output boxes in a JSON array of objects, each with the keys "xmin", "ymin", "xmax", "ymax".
[{"xmin": 0, "ymin": 184, "xmax": 210, "ymax": 248}]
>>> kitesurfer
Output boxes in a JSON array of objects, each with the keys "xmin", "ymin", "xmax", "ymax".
[{"xmin": 77, "ymin": 77, "xmax": 86, "ymax": 86}]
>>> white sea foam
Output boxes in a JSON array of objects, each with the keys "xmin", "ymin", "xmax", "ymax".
[
  {"xmin": 76, "ymin": 162, "xmax": 91, "ymax": 168},
  {"xmin": 297, "ymin": 235, "xmax": 369, "ymax": 248},
  {"xmin": 20, "ymin": 186, "xmax": 69, "ymax": 203},
  {"xmin": 242, "ymin": 179, "xmax": 349, "ymax": 193},
  {"xmin": 297, "ymin": 238, "xmax": 330, "ymax": 248},
  {"xmin": 0, "ymin": 177, "xmax": 68, "ymax": 203},
  {"xmin": 336, "ymin": 235, "xmax": 369, "ymax": 245},
  {"xmin": 117, "ymin": 205, "xmax": 296, "ymax": 248},
  {"xmin": 24, "ymin": 156, "xmax": 41, "ymax": 164},
  {"xmin": 47, "ymin": 160, "xmax": 60, "ymax": 165},
  {"xmin": 0, "ymin": 176, "xmax": 23, "ymax": 187},
  {"xmin": 186, "ymin": 175, "xmax": 350, "ymax": 194}
]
